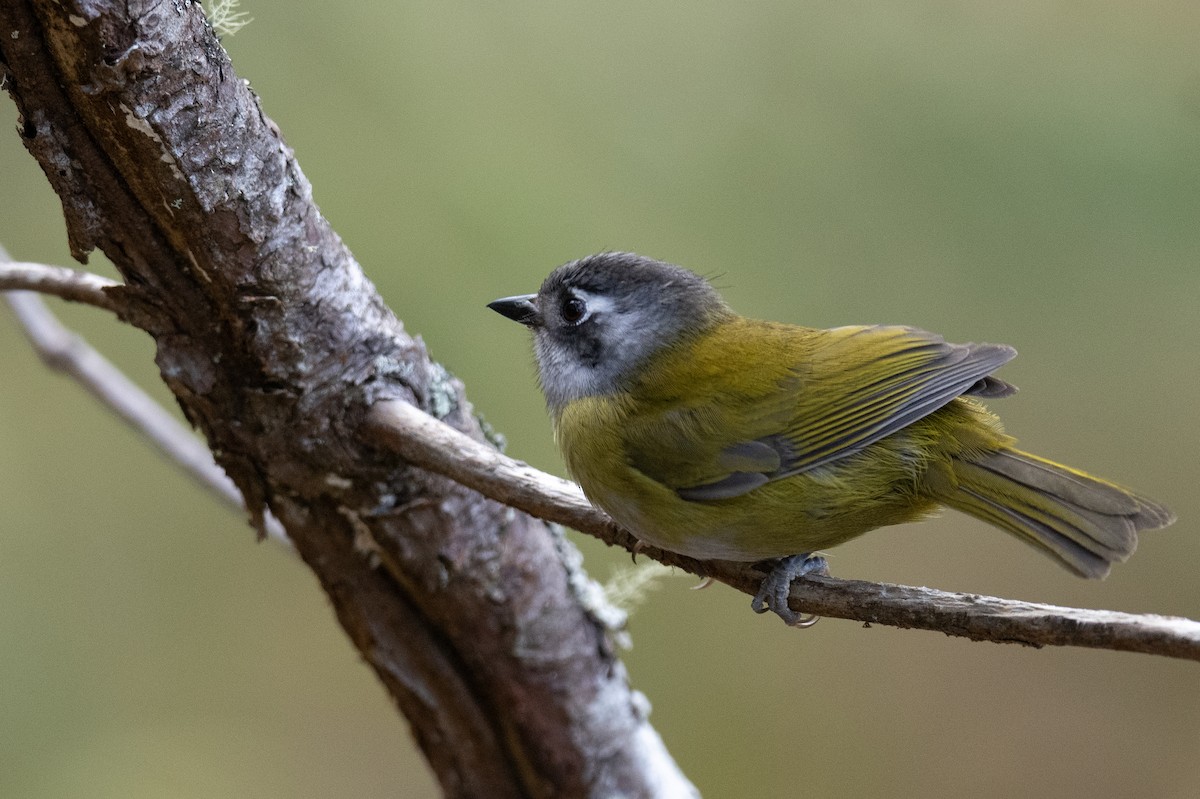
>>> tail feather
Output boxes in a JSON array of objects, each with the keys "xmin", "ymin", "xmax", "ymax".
[
  {"xmin": 953, "ymin": 484, "xmax": 1117, "ymax": 578},
  {"xmin": 937, "ymin": 448, "xmax": 1175, "ymax": 579},
  {"xmin": 956, "ymin": 459, "xmax": 1136, "ymax": 558}
]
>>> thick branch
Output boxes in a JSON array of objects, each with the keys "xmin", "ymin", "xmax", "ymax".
[
  {"xmin": 366, "ymin": 399, "xmax": 1200, "ymax": 662},
  {"xmin": 0, "ymin": 2, "xmax": 697, "ymax": 796}
]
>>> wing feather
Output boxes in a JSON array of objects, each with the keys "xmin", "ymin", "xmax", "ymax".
[
  {"xmin": 773, "ymin": 326, "xmax": 1014, "ymax": 475},
  {"xmin": 623, "ymin": 322, "xmax": 1017, "ymax": 501}
]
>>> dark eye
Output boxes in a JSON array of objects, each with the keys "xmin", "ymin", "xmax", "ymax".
[{"xmin": 561, "ymin": 296, "xmax": 587, "ymax": 324}]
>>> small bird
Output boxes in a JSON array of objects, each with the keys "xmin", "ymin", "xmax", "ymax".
[{"xmin": 488, "ymin": 252, "xmax": 1175, "ymax": 624}]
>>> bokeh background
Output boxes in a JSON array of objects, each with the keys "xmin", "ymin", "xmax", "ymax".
[{"xmin": 3, "ymin": 2, "xmax": 1199, "ymax": 796}]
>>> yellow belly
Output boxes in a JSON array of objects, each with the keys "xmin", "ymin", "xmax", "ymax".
[{"xmin": 555, "ymin": 395, "xmax": 942, "ymax": 561}]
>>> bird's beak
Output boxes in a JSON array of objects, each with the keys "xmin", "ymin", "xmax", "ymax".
[{"xmin": 487, "ymin": 293, "xmax": 541, "ymax": 327}]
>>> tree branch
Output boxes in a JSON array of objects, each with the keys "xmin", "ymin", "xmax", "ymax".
[
  {"xmin": 0, "ymin": 259, "xmax": 119, "ymax": 310},
  {"xmin": 0, "ymin": 250, "xmax": 290, "ymax": 544},
  {"xmin": 0, "ymin": 2, "xmax": 697, "ymax": 796},
  {"xmin": 8, "ymin": 249, "xmax": 1194, "ymax": 664},
  {"xmin": 366, "ymin": 399, "xmax": 1200, "ymax": 662}
]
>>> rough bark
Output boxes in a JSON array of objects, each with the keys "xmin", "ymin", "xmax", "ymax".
[{"xmin": 0, "ymin": 2, "xmax": 696, "ymax": 796}]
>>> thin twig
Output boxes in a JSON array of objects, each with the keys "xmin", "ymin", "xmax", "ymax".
[
  {"xmin": 366, "ymin": 398, "xmax": 1200, "ymax": 662},
  {"xmin": 0, "ymin": 260, "xmax": 119, "ymax": 311},
  {"xmin": 7, "ymin": 254, "xmax": 1192, "ymax": 659},
  {"xmin": 1, "ymin": 252, "xmax": 290, "ymax": 546}
]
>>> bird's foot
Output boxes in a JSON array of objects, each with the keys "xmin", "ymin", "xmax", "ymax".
[{"xmin": 751, "ymin": 553, "xmax": 829, "ymax": 627}]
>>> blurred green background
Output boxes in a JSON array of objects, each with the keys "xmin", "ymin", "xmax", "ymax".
[{"xmin": 3, "ymin": 2, "xmax": 1199, "ymax": 796}]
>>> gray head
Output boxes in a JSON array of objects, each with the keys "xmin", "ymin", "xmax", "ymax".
[{"xmin": 488, "ymin": 252, "xmax": 732, "ymax": 412}]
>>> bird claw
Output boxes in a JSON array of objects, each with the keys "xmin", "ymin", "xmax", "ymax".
[{"xmin": 751, "ymin": 553, "xmax": 828, "ymax": 627}]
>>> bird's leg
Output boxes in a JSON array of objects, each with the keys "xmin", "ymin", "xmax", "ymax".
[{"xmin": 751, "ymin": 553, "xmax": 828, "ymax": 627}]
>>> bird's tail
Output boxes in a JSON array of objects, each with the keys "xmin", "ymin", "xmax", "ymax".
[{"xmin": 934, "ymin": 448, "xmax": 1175, "ymax": 578}]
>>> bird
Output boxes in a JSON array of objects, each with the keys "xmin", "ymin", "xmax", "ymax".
[{"xmin": 488, "ymin": 252, "xmax": 1175, "ymax": 624}]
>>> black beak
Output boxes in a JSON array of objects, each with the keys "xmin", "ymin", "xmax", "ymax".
[{"xmin": 487, "ymin": 293, "xmax": 540, "ymax": 326}]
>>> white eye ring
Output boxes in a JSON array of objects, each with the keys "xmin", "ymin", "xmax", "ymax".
[
  {"xmin": 560, "ymin": 289, "xmax": 614, "ymax": 327},
  {"xmin": 562, "ymin": 296, "xmax": 587, "ymax": 325}
]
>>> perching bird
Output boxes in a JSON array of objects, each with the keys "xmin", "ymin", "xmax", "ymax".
[{"xmin": 488, "ymin": 252, "xmax": 1175, "ymax": 624}]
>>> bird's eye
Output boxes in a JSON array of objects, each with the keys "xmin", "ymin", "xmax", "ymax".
[{"xmin": 561, "ymin": 296, "xmax": 587, "ymax": 324}]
